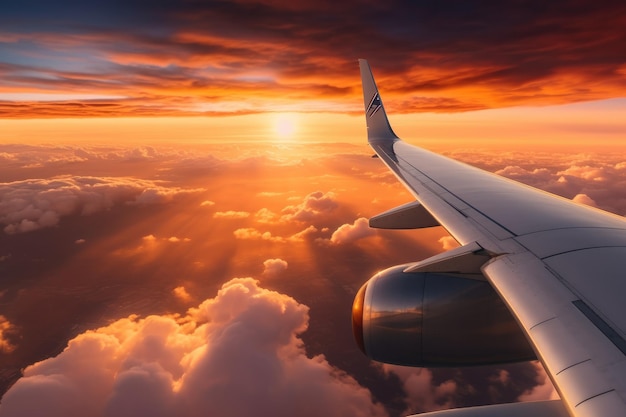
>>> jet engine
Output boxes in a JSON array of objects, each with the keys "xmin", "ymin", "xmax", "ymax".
[{"xmin": 352, "ymin": 264, "xmax": 536, "ymax": 367}]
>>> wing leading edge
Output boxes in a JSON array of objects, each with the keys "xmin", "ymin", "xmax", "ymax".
[{"xmin": 358, "ymin": 59, "xmax": 626, "ymax": 417}]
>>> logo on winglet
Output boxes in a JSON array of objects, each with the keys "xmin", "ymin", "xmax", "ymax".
[{"xmin": 367, "ymin": 93, "xmax": 382, "ymax": 117}]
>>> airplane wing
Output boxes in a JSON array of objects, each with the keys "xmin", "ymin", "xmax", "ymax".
[{"xmin": 355, "ymin": 59, "xmax": 626, "ymax": 417}]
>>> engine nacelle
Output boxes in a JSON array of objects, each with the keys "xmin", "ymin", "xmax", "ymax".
[{"xmin": 352, "ymin": 264, "xmax": 536, "ymax": 367}]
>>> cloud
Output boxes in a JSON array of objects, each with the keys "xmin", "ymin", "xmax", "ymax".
[
  {"xmin": 517, "ymin": 362, "xmax": 559, "ymax": 402},
  {"xmin": 383, "ymin": 365, "xmax": 457, "ymax": 414},
  {"xmin": 289, "ymin": 225, "xmax": 319, "ymax": 241},
  {"xmin": 233, "ymin": 226, "xmax": 318, "ymax": 243},
  {"xmin": 233, "ymin": 228, "xmax": 285, "ymax": 243},
  {"xmin": 172, "ymin": 286, "xmax": 192, "ymax": 303},
  {"xmin": 0, "ymin": 176, "xmax": 204, "ymax": 234},
  {"xmin": 167, "ymin": 236, "xmax": 191, "ymax": 243},
  {"xmin": 212, "ymin": 211, "xmax": 250, "ymax": 219},
  {"xmin": 495, "ymin": 166, "xmax": 553, "ymax": 183},
  {"xmin": 0, "ymin": 278, "xmax": 387, "ymax": 417},
  {"xmin": 325, "ymin": 217, "xmax": 376, "ymax": 245},
  {"xmin": 557, "ymin": 165, "xmax": 609, "ymax": 181},
  {"xmin": 200, "ymin": 200, "xmax": 215, "ymax": 207},
  {"xmin": 438, "ymin": 236, "xmax": 459, "ymax": 251},
  {"xmin": 572, "ymin": 193, "xmax": 597, "ymax": 207},
  {"xmin": 262, "ymin": 258, "xmax": 288, "ymax": 278},
  {"xmin": 0, "ymin": 316, "xmax": 17, "ymax": 354},
  {"xmin": 255, "ymin": 208, "xmax": 279, "ymax": 223},
  {"xmin": 113, "ymin": 235, "xmax": 191, "ymax": 258},
  {"xmin": 281, "ymin": 191, "xmax": 338, "ymax": 222}
]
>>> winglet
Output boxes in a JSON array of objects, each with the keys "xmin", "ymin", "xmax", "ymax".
[{"xmin": 358, "ymin": 59, "xmax": 399, "ymax": 143}]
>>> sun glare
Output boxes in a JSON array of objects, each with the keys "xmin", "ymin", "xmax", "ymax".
[{"xmin": 273, "ymin": 113, "xmax": 298, "ymax": 140}]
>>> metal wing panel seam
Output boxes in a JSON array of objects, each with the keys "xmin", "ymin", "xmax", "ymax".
[
  {"xmin": 574, "ymin": 389, "xmax": 615, "ymax": 408},
  {"xmin": 393, "ymin": 151, "xmax": 518, "ymax": 238},
  {"xmin": 541, "ymin": 245, "xmax": 626, "ymax": 260}
]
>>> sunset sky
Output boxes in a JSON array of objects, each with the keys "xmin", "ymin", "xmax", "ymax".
[
  {"xmin": 1, "ymin": 1, "xmax": 626, "ymax": 416},
  {"xmin": 1, "ymin": 0, "xmax": 626, "ymax": 147}
]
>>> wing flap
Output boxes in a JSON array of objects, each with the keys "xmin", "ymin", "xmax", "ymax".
[
  {"xmin": 483, "ymin": 253, "xmax": 626, "ymax": 416},
  {"xmin": 403, "ymin": 241, "xmax": 493, "ymax": 275},
  {"xmin": 369, "ymin": 201, "xmax": 440, "ymax": 229},
  {"xmin": 544, "ymin": 247, "xmax": 626, "ymax": 341}
]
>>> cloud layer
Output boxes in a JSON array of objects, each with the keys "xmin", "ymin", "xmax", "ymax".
[
  {"xmin": 0, "ymin": 175, "xmax": 203, "ymax": 234},
  {"xmin": 0, "ymin": 143, "xmax": 621, "ymax": 416},
  {"xmin": 0, "ymin": 278, "xmax": 386, "ymax": 417}
]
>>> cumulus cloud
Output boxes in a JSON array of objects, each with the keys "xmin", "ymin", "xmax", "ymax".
[
  {"xmin": 281, "ymin": 191, "xmax": 338, "ymax": 222},
  {"xmin": 290, "ymin": 225, "xmax": 319, "ymax": 241},
  {"xmin": 0, "ymin": 278, "xmax": 386, "ymax": 417},
  {"xmin": 233, "ymin": 228, "xmax": 285, "ymax": 243},
  {"xmin": 255, "ymin": 208, "xmax": 279, "ymax": 223},
  {"xmin": 325, "ymin": 217, "xmax": 376, "ymax": 245},
  {"xmin": 212, "ymin": 211, "xmax": 250, "ymax": 219},
  {"xmin": 517, "ymin": 362, "xmax": 559, "ymax": 402},
  {"xmin": 0, "ymin": 176, "xmax": 204, "ymax": 234},
  {"xmin": 383, "ymin": 365, "xmax": 457, "ymax": 415},
  {"xmin": 233, "ymin": 226, "xmax": 318, "ymax": 243},
  {"xmin": 200, "ymin": 200, "xmax": 215, "ymax": 207},
  {"xmin": 172, "ymin": 286, "xmax": 192, "ymax": 303},
  {"xmin": 167, "ymin": 236, "xmax": 191, "ymax": 243},
  {"xmin": 557, "ymin": 165, "xmax": 608, "ymax": 181},
  {"xmin": 438, "ymin": 236, "xmax": 459, "ymax": 251},
  {"xmin": 262, "ymin": 258, "xmax": 288, "ymax": 278},
  {"xmin": 114, "ymin": 235, "xmax": 191, "ymax": 257},
  {"xmin": 495, "ymin": 166, "xmax": 554, "ymax": 183},
  {"xmin": 572, "ymin": 193, "xmax": 597, "ymax": 207},
  {"xmin": 0, "ymin": 316, "xmax": 17, "ymax": 354}
]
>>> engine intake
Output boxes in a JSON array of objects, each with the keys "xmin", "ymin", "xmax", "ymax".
[{"xmin": 352, "ymin": 264, "xmax": 536, "ymax": 367}]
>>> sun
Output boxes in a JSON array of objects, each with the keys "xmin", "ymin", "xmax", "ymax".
[{"xmin": 273, "ymin": 113, "xmax": 298, "ymax": 140}]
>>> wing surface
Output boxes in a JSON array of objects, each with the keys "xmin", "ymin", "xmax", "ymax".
[{"xmin": 359, "ymin": 59, "xmax": 626, "ymax": 417}]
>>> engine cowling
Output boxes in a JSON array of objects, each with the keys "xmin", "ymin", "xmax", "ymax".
[{"xmin": 352, "ymin": 264, "xmax": 536, "ymax": 367}]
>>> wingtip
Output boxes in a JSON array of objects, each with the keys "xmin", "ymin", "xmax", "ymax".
[{"xmin": 358, "ymin": 60, "xmax": 399, "ymax": 142}]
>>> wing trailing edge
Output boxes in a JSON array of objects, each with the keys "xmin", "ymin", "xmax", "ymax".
[
  {"xmin": 411, "ymin": 400, "xmax": 568, "ymax": 417},
  {"xmin": 404, "ymin": 241, "xmax": 495, "ymax": 275}
]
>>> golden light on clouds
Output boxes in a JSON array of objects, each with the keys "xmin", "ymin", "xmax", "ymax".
[{"xmin": 1, "ymin": 140, "xmax": 624, "ymax": 415}]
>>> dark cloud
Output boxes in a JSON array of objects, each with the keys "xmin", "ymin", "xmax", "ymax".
[{"xmin": 1, "ymin": 0, "xmax": 625, "ymax": 116}]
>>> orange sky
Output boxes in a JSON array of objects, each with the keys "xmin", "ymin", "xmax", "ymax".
[
  {"xmin": 2, "ymin": 1, "xmax": 625, "ymax": 151},
  {"xmin": 2, "ymin": 98, "xmax": 625, "ymax": 152}
]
